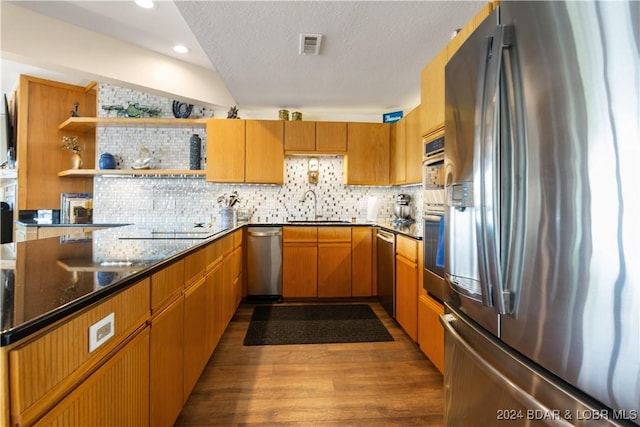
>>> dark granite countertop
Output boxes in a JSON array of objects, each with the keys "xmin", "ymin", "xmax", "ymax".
[
  {"xmin": 0, "ymin": 223, "xmax": 242, "ymax": 346},
  {"xmin": 1, "ymin": 221, "xmax": 419, "ymax": 347}
]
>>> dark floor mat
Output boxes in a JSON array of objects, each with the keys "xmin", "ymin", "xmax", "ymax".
[{"xmin": 243, "ymin": 304, "xmax": 394, "ymax": 346}]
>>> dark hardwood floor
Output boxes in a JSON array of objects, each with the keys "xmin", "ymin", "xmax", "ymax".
[{"xmin": 175, "ymin": 301, "xmax": 444, "ymax": 426}]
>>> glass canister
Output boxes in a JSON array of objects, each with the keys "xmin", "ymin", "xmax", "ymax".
[
  {"xmin": 278, "ymin": 109, "xmax": 289, "ymax": 120},
  {"xmin": 292, "ymin": 111, "xmax": 302, "ymax": 121}
]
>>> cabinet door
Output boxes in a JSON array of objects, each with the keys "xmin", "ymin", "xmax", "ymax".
[
  {"xmin": 405, "ymin": 107, "xmax": 422, "ymax": 183},
  {"xmin": 245, "ymin": 120, "xmax": 284, "ymax": 184},
  {"xmin": 316, "ymin": 121, "xmax": 347, "ymax": 153},
  {"xmin": 419, "ymin": 294, "xmax": 445, "ymax": 373},
  {"xmin": 206, "ymin": 119, "xmax": 245, "ymax": 183},
  {"xmin": 390, "ymin": 119, "xmax": 406, "ymax": 184},
  {"xmin": 396, "ymin": 254, "xmax": 418, "ymax": 342},
  {"xmin": 420, "ymin": 47, "xmax": 447, "ymax": 136},
  {"xmin": 318, "ymin": 243, "xmax": 352, "ymax": 297},
  {"xmin": 346, "ymin": 122, "xmax": 390, "ymax": 185},
  {"xmin": 284, "ymin": 121, "xmax": 316, "ymax": 152},
  {"xmin": 283, "ymin": 243, "xmax": 317, "ymax": 297},
  {"xmin": 33, "ymin": 329, "xmax": 150, "ymax": 427},
  {"xmin": 150, "ymin": 297, "xmax": 184, "ymax": 427},
  {"xmin": 183, "ymin": 276, "xmax": 208, "ymax": 400},
  {"xmin": 351, "ymin": 227, "xmax": 373, "ymax": 297}
]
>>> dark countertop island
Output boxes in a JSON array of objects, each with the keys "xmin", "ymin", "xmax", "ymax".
[{"xmin": 1, "ymin": 220, "xmax": 420, "ymax": 347}]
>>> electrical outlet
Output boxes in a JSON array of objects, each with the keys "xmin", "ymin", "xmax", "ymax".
[{"xmin": 89, "ymin": 313, "xmax": 115, "ymax": 352}]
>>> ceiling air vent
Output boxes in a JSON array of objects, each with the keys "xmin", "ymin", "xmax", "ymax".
[{"xmin": 299, "ymin": 34, "xmax": 323, "ymax": 55}]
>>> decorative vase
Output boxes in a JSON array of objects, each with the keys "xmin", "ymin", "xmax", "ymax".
[
  {"xmin": 71, "ymin": 153, "xmax": 83, "ymax": 169},
  {"xmin": 190, "ymin": 134, "xmax": 202, "ymax": 170},
  {"xmin": 98, "ymin": 153, "xmax": 116, "ymax": 169}
]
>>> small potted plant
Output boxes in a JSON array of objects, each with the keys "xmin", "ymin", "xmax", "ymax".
[{"xmin": 60, "ymin": 136, "xmax": 82, "ymax": 169}]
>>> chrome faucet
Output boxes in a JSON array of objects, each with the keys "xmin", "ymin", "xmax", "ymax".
[{"xmin": 300, "ymin": 189, "xmax": 320, "ymax": 220}]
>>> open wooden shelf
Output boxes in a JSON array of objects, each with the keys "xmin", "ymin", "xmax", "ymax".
[
  {"xmin": 58, "ymin": 169, "xmax": 206, "ymax": 177},
  {"xmin": 58, "ymin": 117, "xmax": 208, "ymax": 132}
]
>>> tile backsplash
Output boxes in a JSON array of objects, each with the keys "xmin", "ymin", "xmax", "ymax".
[{"xmin": 93, "ymin": 84, "xmax": 423, "ymax": 228}]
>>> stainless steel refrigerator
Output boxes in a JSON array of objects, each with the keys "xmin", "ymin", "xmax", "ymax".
[{"xmin": 443, "ymin": 1, "xmax": 639, "ymax": 426}]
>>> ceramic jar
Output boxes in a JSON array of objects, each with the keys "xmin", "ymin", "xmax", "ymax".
[
  {"xmin": 190, "ymin": 134, "xmax": 202, "ymax": 170},
  {"xmin": 98, "ymin": 152, "xmax": 116, "ymax": 169}
]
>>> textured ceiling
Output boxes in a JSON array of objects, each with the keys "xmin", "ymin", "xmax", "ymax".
[
  {"xmin": 4, "ymin": 1, "xmax": 487, "ymax": 114},
  {"xmin": 176, "ymin": 1, "xmax": 485, "ymax": 113}
]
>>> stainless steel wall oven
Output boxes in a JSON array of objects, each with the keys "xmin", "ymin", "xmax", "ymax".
[{"xmin": 422, "ymin": 132, "xmax": 446, "ymax": 302}]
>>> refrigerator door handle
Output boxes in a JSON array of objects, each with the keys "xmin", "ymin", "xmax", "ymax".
[
  {"xmin": 478, "ymin": 25, "xmax": 512, "ymax": 315},
  {"xmin": 440, "ymin": 313, "xmax": 573, "ymax": 427},
  {"xmin": 473, "ymin": 33, "xmax": 497, "ymax": 308}
]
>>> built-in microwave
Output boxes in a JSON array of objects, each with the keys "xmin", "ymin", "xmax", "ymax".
[{"xmin": 422, "ymin": 133, "xmax": 445, "ymax": 212}]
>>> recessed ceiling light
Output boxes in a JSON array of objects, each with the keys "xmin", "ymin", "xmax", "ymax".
[
  {"xmin": 135, "ymin": 0, "xmax": 154, "ymax": 9},
  {"xmin": 173, "ymin": 45, "xmax": 189, "ymax": 54}
]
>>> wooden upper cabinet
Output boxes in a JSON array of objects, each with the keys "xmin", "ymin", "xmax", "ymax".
[
  {"xmin": 390, "ymin": 119, "xmax": 407, "ymax": 185},
  {"xmin": 206, "ymin": 119, "xmax": 245, "ymax": 183},
  {"xmin": 284, "ymin": 121, "xmax": 347, "ymax": 153},
  {"xmin": 245, "ymin": 120, "xmax": 284, "ymax": 184},
  {"xmin": 420, "ymin": 47, "xmax": 447, "ymax": 137},
  {"xmin": 315, "ymin": 121, "xmax": 347, "ymax": 153},
  {"xmin": 405, "ymin": 107, "xmax": 422, "ymax": 183},
  {"xmin": 284, "ymin": 121, "xmax": 316, "ymax": 152},
  {"xmin": 447, "ymin": 3, "xmax": 494, "ymax": 60},
  {"xmin": 346, "ymin": 122, "xmax": 390, "ymax": 185}
]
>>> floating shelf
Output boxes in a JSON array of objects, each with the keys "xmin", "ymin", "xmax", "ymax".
[
  {"xmin": 58, "ymin": 117, "xmax": 208, "ymax": 132},
  {"xmin": 58, "ymin": 169, "xmax": 207, "ymax": 178}
]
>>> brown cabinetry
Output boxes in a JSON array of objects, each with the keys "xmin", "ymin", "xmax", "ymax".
[
  {"xmin": 418, "ymin": 293, "xmax": 445, "ymax": 374},
  {"xmin": 395, "ymin": 235, "xmax": 419, "ymax": 342},
  {"xmin": 420, "ymin": 2, "xmax": 494, "ymax": 137},
  {"xmin": 150, "ymin": 296, "xmax": 184, "ymax": 427},
  {"xmin": 317, "ymin": 227, "xmax": 352, "ymax": 298},
  {"xmin": 391, "ymin": 107, "xmax": 422, "ymax": 185},
  {"xmin": 33, "ymin": 328, "xmax": 150, "ymax": 427},
  {"xmin": 346, "ymin": 122, "xmax": 390, "ymax": 185},
  {"xmin": 183, "ymin": 276, "xmax": 208, "ymax": 399},
  {"xmin": 206, "ymin": 119, "xmax": 245, "ymax": 182},
  {"xmin": 405, "ymin": 107, "xmax": 422, "ymax": 183},
  {"xmin": 8, "ymin": 279, "xmax": 150, "ymax": 426},
  {"xmin": 390, "ymin": 119, "xmax": 407, "ymax": 184},
  {"xmin": 16, "ymin": 76, "xmax": 96, "ymax": 211},
  {"xmin": 207, "ymin": 120, "xmax": 284, "ymax": 184},
  {"xmin": 351, "ymin": 227, "xmax": 374, "ymax": 297},
  {"xmin": 245, "ymin": 120, "xmax": 284, "ymax": 184},
  {"xmin": 284, "ymin": 121, "xmax": 347, "ymax": 153},
  {"xmin": 420, "ymin": 47, "xmax": 447, "ymax": 136},
  {"xmin": 283, "ymin": 227, "xmax": 318, "ymax": 298}
]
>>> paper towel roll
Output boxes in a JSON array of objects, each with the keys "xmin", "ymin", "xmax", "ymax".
[{"xmin": 366, "ymin": 196, "xmax": 379, "ymax": 222}]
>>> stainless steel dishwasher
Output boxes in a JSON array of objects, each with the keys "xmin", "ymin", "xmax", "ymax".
[
  {"xmin": 376, "ymin": 229, "xmax": 396, "ymax": 318},
  {"xmin": 247, "ymin": 227, "xmax": 282, "ymax": 301}
]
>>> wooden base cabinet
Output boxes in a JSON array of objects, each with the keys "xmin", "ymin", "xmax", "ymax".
[
  {"xmin": 395, "ymin": 235, "xmax": 419, "ymax": 342},
  {"xmin": 283, "ymin": 227, "xmax": 318, "ymax": 298},
  {"xmin": 351, "ymin": 227, "xmax": 374, "ymax": 297},
  {"xmin": 317, "ymin": 227, "xmax": 352, "ymax": 297},
  {"xmin": 150, "ymin": 297, "xmax": 184, "ymax": 427},
  {"xmin": 33, "ymin": 328, "xmax": 150, "ymax": 427},
  {"xmin": 418, "ymin": 294, "xmax": 445, "ymax": 374}
]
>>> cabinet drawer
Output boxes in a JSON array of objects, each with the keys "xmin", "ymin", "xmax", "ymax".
[
  {"xmin": 233, "ymin": 229, "xmax": 243, "ymax": 248},
  {"xmin": 396, "ymin": 234, "xmax": 418, "ymax": 263},
  {"xmin": 317, "ymin": 227, "xmax": 351, "ymax": 242},
  {"xmin": 283, "ymin": 226, "xmax": 317, "ymax": 242},
  {"xmin": 184, "ymin": 247, "xmax": 206, "ymax": 287},
  {"xmin": 9, "ymin": 279, "xmax": 150, "ymax": 424},
  {"xmin": 151, "ymin": 260, "xmax": 185, "ymax": 313}
]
